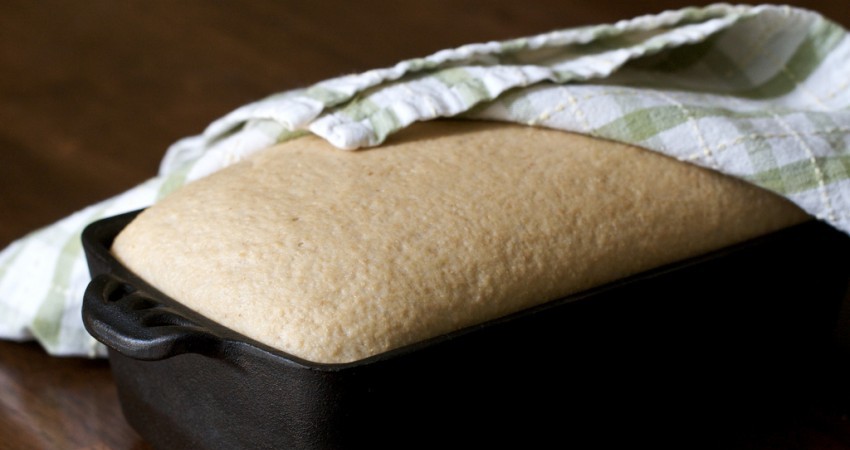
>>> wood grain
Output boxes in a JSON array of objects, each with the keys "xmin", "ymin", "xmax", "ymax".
[
  {"xmin": 0, "ymin": 341, "xmax": 147, "ymax": 449},
  {"xmin": 0, "ymin": 1, "xmax": 848, "ymax": 448}
]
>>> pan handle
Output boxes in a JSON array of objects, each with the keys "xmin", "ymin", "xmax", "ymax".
[{"xmin": 83, "ymin": 273, "xmax": 224, "ymax": 361}]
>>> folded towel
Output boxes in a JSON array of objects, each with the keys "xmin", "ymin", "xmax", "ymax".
[{"xmin": 1, "ymin": 4, "xmax": 847, "ymax": 357}]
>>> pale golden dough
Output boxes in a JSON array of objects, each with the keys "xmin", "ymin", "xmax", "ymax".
[{"xmin": 112, "ymin": 120, "xmax": 809, "ymax": 363}]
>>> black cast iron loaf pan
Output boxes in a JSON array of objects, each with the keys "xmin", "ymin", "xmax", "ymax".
[{"xmin": 83, "ymin": 210, "xmax": 850, "ymax": 449}]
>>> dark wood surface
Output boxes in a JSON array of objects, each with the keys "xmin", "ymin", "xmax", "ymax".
[{"xmin": 1, "ymin": 1, "xmax": 848, "ymax": 448}]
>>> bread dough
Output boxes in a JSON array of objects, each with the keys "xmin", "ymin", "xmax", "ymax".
[{"xmin": 112, "ymin": 120, "xmax": 808, "ymax": 363}]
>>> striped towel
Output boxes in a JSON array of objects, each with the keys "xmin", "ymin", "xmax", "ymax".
[{"xmin": 1, "ymin": 4, "xmax": 847, "ymax": 357}]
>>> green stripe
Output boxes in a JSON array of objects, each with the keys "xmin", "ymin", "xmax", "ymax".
[
  {"xmin": 746, "ymin": 155, "xmax": 850, "ymax": 195},
  {"xmin": 737, "ymin": 18, "xmax": 845, "ymax": 99},
  {"xmin": 746, "ymin": 111, "xmax": 848, "ymax": 195},
  {"xmin": 435, "ymin": 68, "xmax": 491, "ymax": 105},
  {"xmin": 368, "ymin": 108, "xmax": 402, "ymax": 143},
  {"xmin": 500, "ymin": 89, "xmax": 543, "ymax": 120},
  {"xmin": 592, "ymin": 104, "xmax": 795, "ymax": 143},
  {"xmin": 499, "ymin": 37, "xmax": 529, "ymax": 55},
  {"xmin": 305, "ymin": 85, "xmax": 352, "ymax": 106},
  {"xmin": 30, "ymin": 208, "xmax": 107, "ymax": 348},
  {"xmin": 156, "ymin": 165, "xmax": 192, "ymax": 201},
  {"xmin": 734, "ymin": 119, "xmax": 787, "ymax": 193},
  {"xmin": 594, "ymin": 105, "xmax": 686, "ymax": 142},
  {"xmin": 402, "ymin": 57, "xmax": 433, "ymax": 73},
  {"xmin": 276, "ymin": 129, "xmax": 309, "ymax": 144},
  {"xmin": 341, "ymin": 96, "xmax": 380, "ymax": 121},
  {"xmin": 30, "ymin": 233, "xmax": 83, "ymax": 347}
]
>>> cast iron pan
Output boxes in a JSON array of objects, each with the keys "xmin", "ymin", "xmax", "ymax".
[{"xmin": 83, "ymin": 210, "xmax": 850, "ymax": 449}]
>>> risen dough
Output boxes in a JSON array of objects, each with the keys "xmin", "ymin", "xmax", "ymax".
[{"xmin": 112, "ymin": 120, "xmax": 808, "ymax": 363}]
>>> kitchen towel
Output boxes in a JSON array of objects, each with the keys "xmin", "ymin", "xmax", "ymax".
[{"xmin": 1, "ymin": 3, "xmax": 847, "ymax": 356}]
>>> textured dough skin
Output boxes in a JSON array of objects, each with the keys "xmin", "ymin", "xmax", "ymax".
[{"xmin": 112, "ymin": 121, "xmax": 809, "ymax": 363}]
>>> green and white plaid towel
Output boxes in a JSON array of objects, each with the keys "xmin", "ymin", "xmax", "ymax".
[{"xmin": 1, "ymin": 4, "xmax": 848, "ymax": 357}]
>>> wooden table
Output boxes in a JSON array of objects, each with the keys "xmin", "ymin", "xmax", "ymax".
[{"xmin": 1, "ymin": 1, "xmax": 848, "ymax": 448}]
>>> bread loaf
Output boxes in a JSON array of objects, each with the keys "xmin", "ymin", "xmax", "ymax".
[{"xmin": 112, "ymin": 120, "xmax": 808, "ymax": 363}]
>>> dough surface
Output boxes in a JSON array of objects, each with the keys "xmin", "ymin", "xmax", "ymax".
[{"xmin": 112, "ymin": 120, "xmax": 808, "ymax": 363}]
